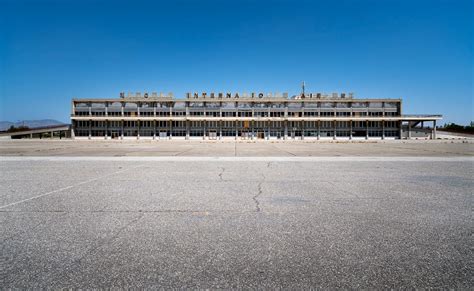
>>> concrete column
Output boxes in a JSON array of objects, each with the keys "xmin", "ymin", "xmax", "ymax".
[
  {"xmin": 121, "ymin": 120, "xmax": 124, "ymax": 139},
  {"xmin": 88, "ymin": 120, "xmax": 92, "ymax": 140},
  {"xmin": 219, "ymin": 120, "xmax": 222, "ymax": 140},
  {"xmin": 105, "ymin": 102, "xmax": 108, "ymax": 117},
  {"xmin": 71, "ymin": 122, "xmax": 75, "ymax": 139},
  {"xmin": 235, "ymin": 121, "xmax": 238, "ymax": 140},
  {"xmin": 186, "ymin": 120, "xmax": 190, "ymax": 140},
  {"xmin": 266, "ymin": 120, "xmax": 270, "ymax": 140},
  {"xmin": 382, "ymin": 120, "xmax": 385, "ymax": 140},
  {"xmin": 203, "ymin": 120, "xmax": 206, "ymax": 140},
  {"xmin": 105, "ymin": 120, "xmax": 108, "ymax": 140},
  {"xmin": 50, "ymin": 131, "xmax": 54, "ymax": 139},
  {"xmin": 365, "ymin": 120, "xmax": 369, "ymax": 140},
  {"xmin": 251, "ymin": 120, "xmax": 254, "ymax": 140},
  {"xmin": 317, "ymin": 120, "xmax": 320, "ymax": 140},
  {"xmin": 408, "ymin": 122, "xmax": 412, "ymax": 139},
  {"xmin": 169, "ymin": 121, "xmax": 172, "ymax": 140},
  {"xmin": 301, "ymin": 121, "xmax": 304, "ymax": 140},
  {"xmin": 399, "ymin": 121, "xmax": 403, "ymax": 139},
  {"xmin": 30, "ymin": 133, "xmax": 33, "ymax": 139},
  {"xmin": 333, "ymin": 121, "xmax": 336, "ymax": 140},
  {"xmin": 284, "ymin": 121, "xmax": 288, "ymax": 140},
  {"xmin": 433, "ymin": 120, "xmax": 437, "ymax": 139},
  {"xmin": 349, "ymin": 121, "xmax": 353, "ymax": 140},
  {"xmin": 153, "ymin": 120, "xmax": 156, "ymax": 140},
  {"xmin": 137, "ymin": 120, "xmax": 140, "ymax": 140}
]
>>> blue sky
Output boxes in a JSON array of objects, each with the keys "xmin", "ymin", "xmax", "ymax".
[{"xmin": 0, "ymin": 0, "xmax": 472, "ymax": 124}]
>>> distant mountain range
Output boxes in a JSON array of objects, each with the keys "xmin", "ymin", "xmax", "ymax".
[{"xmin": 0, "ymin": 119, "xmax": 67, "ymax": 131}]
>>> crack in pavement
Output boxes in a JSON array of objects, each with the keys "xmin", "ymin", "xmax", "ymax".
[
  {"xmin": 253, "ymin": 173, "xmax": 266, "ymax": 212},
  {"xmin": 218, "ymin": 166, "xmax": 225, "ymax": 181}
]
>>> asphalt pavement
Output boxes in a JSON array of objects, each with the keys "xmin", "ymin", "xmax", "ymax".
[{"xmin": 1, "ymin": 157, "xmax": 472, "ymax": 288}]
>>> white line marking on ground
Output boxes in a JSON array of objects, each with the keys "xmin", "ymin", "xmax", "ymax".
[
  {"xmin": 0, "ymin": 164, "xmax": 144, "ymax": 210},
  {"xmin": 0, "ymin": 156, "xmax": 472, "ymax": 162}
]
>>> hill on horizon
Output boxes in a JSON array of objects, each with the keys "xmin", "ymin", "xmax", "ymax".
[{"xmin": 0, "ymin": 119, "xmax": 67, "ymax": 131}]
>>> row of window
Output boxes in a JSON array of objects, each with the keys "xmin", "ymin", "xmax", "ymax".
[
  {"xmin": 76, "ymin": 102, "xmax": 399, "ymax": 109},
  {"xmin": 76, "ymin": 129, "xmax": 401, "ymax": 138},
  {"xmin": 76, "ymin": 111, "xmax": 398, "ymax": 117},
  {"xmin": 77, "ymin": 120, "xmax": 400, "ymax": 128}
]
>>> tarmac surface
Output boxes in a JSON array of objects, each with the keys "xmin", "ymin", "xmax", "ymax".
[
  {"xmin": 0, "ymin": 138, "xmax": 473, "ymax": 157},
  {"xmin": 1, "ymin": 140, "xmax": 473, "ymax": 288}
]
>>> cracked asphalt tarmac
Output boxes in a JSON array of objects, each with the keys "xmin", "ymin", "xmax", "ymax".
[{"xmin": 1, "ymin": 158, "xmax": 472, "ymax": 288}]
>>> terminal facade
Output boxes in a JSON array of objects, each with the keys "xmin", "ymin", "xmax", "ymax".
[{"xmin": 71, "ymin": 91, "xmax": 441, "ymax": 140}]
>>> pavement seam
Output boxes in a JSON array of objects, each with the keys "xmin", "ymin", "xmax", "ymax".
[
  {"xmin": 0, "ymin": 164, "xmax": 146, "ymax": 210},
  {"xmin": 46, "ymin": 213, "xmax": 145, "ymax": 287}
]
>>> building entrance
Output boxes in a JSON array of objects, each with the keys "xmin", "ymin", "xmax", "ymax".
[
  {"xmin": 111, "ymin": 131, "xmax": 119, "ymax": 139},
  {"xmin": 209, "ymin": 130, "xmax": 217, "ymax": 140}
]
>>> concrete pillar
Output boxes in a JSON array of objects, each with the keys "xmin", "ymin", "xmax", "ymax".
[
  {"xmin": 433, "ymin": 120, "xmax": 437, "ymax": 139},
  {"xmin": 203, "ymin": 120, "xmax": 206, "ymax": 140},
  {"xmin": 121, "ymin": 120, "xmax": 124, "ymax": 140},
  {"xmin": 317, "ymin": 120, "xmax": 320, "ymax": 140},
  {"xmin": 349, "ymin": 121, "xmax": 353, "ymax": 140},
  {"xmin": 30, "ymin": 133, "xmax": 33, "ymax": 139},
  {"xmin": 266, "ymin": 120, "xmax": 270, "ymax": 140},
  {"xmin": 105, "ymin": 120, "xmax": 108, "ymax": 140},
  {"xmin": 137, "ymin": 120, "xmax": 140, "ymax": 140},
  {"xmin": 333, "ymin": 121, "xmax": 336, "ymax": 140},
  {"xmin": 399, "ymin": 121, "xmax": 403, "ymax": 140},
  {"xmin": 169, "ymin": 121, "xmax": 172, "ymax": 140},
  {"xmin": 382, "ymin": 120, "xmax": 385, "ymax": 140},
  {"xmin": 50, "ymin": 131, "xmax": 54, "ymax": 139},
  {"xmin": 365, "ymin": 120, "xmax": 369, "ymax": 140},
  {"xmin": 301, "ymin": 121, "xmax": 304, "ymax": 140},
  {"xmin": 88, "ymin": 120, "xmax": 92, "ymax": 140},
  {"xmin": 219, "ymin": 120, "xmax": 222, "ymax": 140},
  {"xmin": 250, "ymin": 120, "xmax": 254, "ymax": 140},
  {"xmin": 186, "ymin": 120, "xmax": 190, "ymax": 140},
  {"xmin": 284, "ymin": 121, "xmax": 288, "ymax": 140},
  {"xmin": 408, "ymin": 122, "xmax": 412, "ymax": 139},
  {"xmin": 235, "ymin": 121, "xmax": 238, "ymax": 140},
  {"xmin": 153, "ymin": 120, "xmax": 156, "ymax": 140}
]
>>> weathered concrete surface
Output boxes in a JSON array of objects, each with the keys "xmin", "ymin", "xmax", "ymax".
[
  {"xmin": 0, "ymin": 139, "xmax": 473, "ymax": 157},
  {"xmin": 1, "ymin": 158, "xmax": 472, "ymax": 288}
]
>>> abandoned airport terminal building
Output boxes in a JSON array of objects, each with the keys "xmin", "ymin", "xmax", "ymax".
[{"xmin": 71, "ymin": 91, "xmax": 442, "ymax": 140}]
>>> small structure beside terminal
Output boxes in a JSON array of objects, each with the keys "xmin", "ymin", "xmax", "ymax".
[
  {"xmin": 71, "ymin": 90, "xmax": 442, "ymax": 140},
  {"xmin": 0, "ymin": 125, "xmax": 71, "ymax": 139}
]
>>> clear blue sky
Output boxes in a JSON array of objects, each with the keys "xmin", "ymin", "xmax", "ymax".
[{"xmin": 1, "ymin": 0, "xmax": 472, "ymax": 125}]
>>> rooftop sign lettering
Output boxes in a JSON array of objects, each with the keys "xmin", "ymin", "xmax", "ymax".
[{"xmin": 185, "ymin": 92, "xmax": 289, "ymax": 99}]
